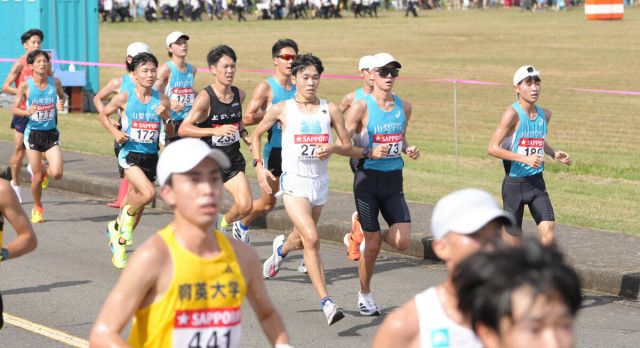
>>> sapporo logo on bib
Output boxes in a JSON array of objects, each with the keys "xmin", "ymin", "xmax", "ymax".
[
  {"xmin": 31, "ymin": 103, "xmax": 55, "ymax": 122},
  {"xmin": 517, "ymin": 137, "xmax": 544, "ymax": 157},
  {"xmin": 211, "ymin": 122, "xmax": 240, "ymax": 147},
  {"xmin": 373, "ymin": 133, "xmax": 403, "ymax": 158},
  {"xmin": 294, "ymin": 133, "xmax": 329, "ymax": 160},
  {"xmin": 130, "ymin": 120, "xmax": 160, "ymax": 143},
  {"xmin": 171, "ymin": 87, "xmax": 195, "ymax": 106},
  {"xmin": 173, "ymin": 307, "xmax": 241, "ymax": 348}
]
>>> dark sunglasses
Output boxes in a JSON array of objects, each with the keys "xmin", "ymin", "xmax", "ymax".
[
  {"xmin": 277, "ymin": 54, "xmax": 296, "ymax": 61},
  {"xmin": 377, "ymin": 67, "xmax": 400, "ymax": 78}
]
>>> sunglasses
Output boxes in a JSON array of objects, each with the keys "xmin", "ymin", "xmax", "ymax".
[
  {"xmin": 376, "ymin": 67, "xmax": 400, "ymax": 78},
  {"xmin": 277, "ymin": 54, "xmax": 297, "ymax": 61}
]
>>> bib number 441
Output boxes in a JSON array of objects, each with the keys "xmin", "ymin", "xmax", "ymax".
[{"xmin": 187, "ymin": 329, "xmax": 231, "ymax": 348}]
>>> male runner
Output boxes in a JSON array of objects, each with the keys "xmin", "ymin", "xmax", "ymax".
[
  {"xmin": 99, "ymin": 52, "xmax": 173, "ymax": 269},
  {"xmin": 454, "ymin": 241, "xmax": 581, "ymax": 348},
  {"xmin": 372, "ymin": 188, "xmax": 513, "ymax": 348},
  {"xmin": 238, "ymin": 39, "xmax": 298, "ymax": 244},
  {"xmin": 487, "ymin": 65, "xmax": 572, "ymax": 245},
  {"xmin": 0, "ymin": 178, "xmax": 38, "ymax": 329},
  {"xmin": 90, "ymin": 138, "xmax": 291, "ymax": 347},
  {"xmin": 2, "ymin": 29, "xmax": 45, "ymax": 203},
  {"xmin": 94, "ymin": 42, "xmax": 151, "ymax": 209},
  {"xmin": 179, "ymin": 45, "xmax": 252, "ymax": 243},
  {"xmin": 11, "ymin": 50, "xmax": 66, "ymax": 223},
  {"xmin": 343, "ymin": 53, "xmax": 420, "ymax": 315},
  {"xmin": 154, "ymin": 31, "xmax": 196, "ymax": 144},
  {"xmin": 339, "ymin": 54, "xmax": 376, "ymax": 261},
  {"xmin": 251, "ymin": 54, "xmax": 353, "ymax": 325}
]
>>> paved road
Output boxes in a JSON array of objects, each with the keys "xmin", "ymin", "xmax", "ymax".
[{"xmin": 1, "ymin": 189, "xmax": 639, "ymax": 347}]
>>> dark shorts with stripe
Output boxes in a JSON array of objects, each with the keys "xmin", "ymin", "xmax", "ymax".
[
  {"xmin": 10, "ymin": 115, "xmax": 29, "ymax": 133},
  {"xmin": 265, "ymin": 147, "xmax": 282, "ymax": 178},
  {"xmin": 27, "ymin": 129, "xmax": 60, "ymax": 152},
  {"xmin": 124, "ymin": 151, "xmax": 159, "ymax": 183},
  {"xmin": 502, "ymin": 173, "xmax": 555, "ymax": 235},
  {"xmin": 221, "ymin": 150, "xmax": 246, "ymax": 184},
  {"xmin": 354, "ymin": 169, "xmax": 411, "ymax": 232}
]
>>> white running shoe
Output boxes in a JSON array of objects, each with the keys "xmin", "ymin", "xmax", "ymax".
[
  {"xmin": 322, "ymin": 299, "xmax": 345, "ymax": 325},
  {"xmin": 297, "ymin": 258, "xmax": 307, "ymax": 274},
  {"xmin": 232, "ymin": 221, "xmax": 250, "ymax": 244},
  {"xmin": 10, "ymin": 183, "xmax": 22, "ymax": 204},
  {"xmin": 263, "ymin": 234, "xmax": 286, "ymax": 279},
  {"xmin": 358, "ymin": 291, "xmax": 381, "ymax": 316}
]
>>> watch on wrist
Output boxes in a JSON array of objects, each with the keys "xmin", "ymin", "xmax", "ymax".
[
  {"xmin": 252, "ymin": 159, "xmax": 264, "ymax": 167},
  {"xmin": 361, "ymin": 148, "xmax": 370, "ymax": 159},
  {"xmin": 1, "ymin": 248, "xmax": 9, "ymax": 261},
  {"xmin": 164, "ymin": 118, "xmax": 172, "ymax": 125}
]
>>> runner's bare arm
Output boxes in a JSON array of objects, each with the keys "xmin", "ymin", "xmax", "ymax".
[
  {"xmin": 237, "ymin": 88, "xmax": 251, "ymax": 145},
  {"xmin": 541, "ymin": 109, "xmax": 572, "ymax": 165},
  {"xmin": 158, "ymin": 95, "xmax": 175, "ymax": 137},
  {"xmin": 338, "ymin": 91, "xmax": 355, "ymax": 114},
  {"xmin": 153, "ymin": 63, "xmax": 170, "ymax": 93},
  {"xmin": 93, "ymin": 77, "xmax": 123, "ymax": 114},
  {"xmin": 371, "ymin": 299, "xmax": 420, "ymax": 348},
  {"xmin": 488, "ymin": 107, "xmax": 543, "ymax": 169},
  {"xmin": 319, "ymin": 103, "xmax": 352, "ymax": 158},
  {"xmin": 54, "ymin": 78, "xmax": 66, "ymax": 111},
  {"xmin": 251, "ymin": 102, "xmax": 283, "ymax": 193},
  {"xmin": 99, "ymin": 93, "xmax": 129, "ymax": 144},
  {"xmin": 242, "ymin": 81, "xmax": 270, "ymax": 126},
  {"xmin": 1, "ymin": 60, "xmax": 23, "ymax": 95},
  {"xmin": 233, "ymin": 241, "xmax": 290, "ymax": 345},
  {"xmin": 401, "ymin": 100, "xmax": 420, "ymax": 160},
  {"xmin": 0, "ymin": 180, "xmax": 37, "ymax": 260},
  {"xmin": 11, "ymin": 84, "xmax": 34, "ymax": 117},
  {"xmin": 90, "ymin": 238, "xmax": 167, "ymax": 348}
]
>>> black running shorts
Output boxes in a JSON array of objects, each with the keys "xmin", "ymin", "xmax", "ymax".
[
  {"xmin": 354, "ymin": 169, "xmax": 411, "ymax": 232},
  {"xmin": 265, "ymin": 147, "xmax": 282, "ymax": 178},
  {"xmin": 125, "ymin": 151, "xmax": 159, "ymax": 183},
  {"xmin": 222, "ymin": 151, "xmax": 246, "ymax": 183},
  {"xmin": 27, "ymin": 129, "xmax": 60, "ymax": 152},
  {"xmin": 502, "ymin": 173, "xmax": 555, "ymax": 235}
]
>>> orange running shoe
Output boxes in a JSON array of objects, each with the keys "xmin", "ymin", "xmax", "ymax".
[{"xmin": 345, "ymin": 211, "xmax": 363, "ymax": 261}]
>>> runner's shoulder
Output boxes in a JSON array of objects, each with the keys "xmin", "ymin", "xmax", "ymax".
[{"xmin": 127, "ymin": 233, "xmax": 171, "ymax": 275}]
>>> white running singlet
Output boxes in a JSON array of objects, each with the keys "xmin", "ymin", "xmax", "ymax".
[{"xmin": 415, "ymin": 287, "xmax": 482, "ymax": 348}]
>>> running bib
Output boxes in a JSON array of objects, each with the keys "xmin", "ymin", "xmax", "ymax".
[
  {"xmin": 517, "ymin": 137, "xmax": 544, "ymax": 157},
  {"xmin": 31, "ymin": 103, "xmax": 55, "ymax": 122},
  {"xmin": 171, "ymin": 87, "xmax": 195, "ymax": 106},
  {"xmin": 373, "ymin": 133, "xmax": 403, "ymax": 158},
  {"xmin": 173, "ymin": 308, "xmax": 241, "ymax": 348},
  {"xmin": 211, "ymin": 123, "xmax": 240, "ymax": 147},
  {"xmin": 294, "ymin": 133, "xmax": 329, "ymax": 160},
  {"xmin": 130, "ymin": 120, "xmax": 160, "ymax": 143}
]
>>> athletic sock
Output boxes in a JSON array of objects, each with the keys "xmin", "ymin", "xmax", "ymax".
[
  {"xmin": 237, "ymin": 221, "xmax": 248, "ymax": 231},
  {"xmin": 277, "ymin": 245, "xmax": 287, "ymax": 258},
  {"xmin": 320, "ymin": 296, "xmax": 333, "ymax": 308},
  {"xmin": 220, "ymin": 215, "xmax": 230, "ymax": 229}
]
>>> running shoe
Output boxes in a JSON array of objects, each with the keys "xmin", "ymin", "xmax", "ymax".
[
  {"xmin": 108, "ymin": 222, "xmax": 127, "ymax": 269},
  {"xmin": 263, "ymin": 234, "xmax": 286, "ymax": 279},
  {"xmin": 30, "ymin": 207, "xmax": 44, "ymax": 224},
  {"xmin": 345, "ymin": 211, "xmax": 364, "ymax": 261},
  {"xmin": 119, "ymin": 205, "xmax": 136, "ymax": 246},
  {"xmin": 216, "ymin": 213, "xmax": 231, "ymax": 235},
  {"xmin": 358, "ymin": 291, "xmax": 381, "ymax": 316},
  {"xmin": 106, "ymin": 220, "xmax": 118, "ymax": 253},
  {"xmin": 297, "ymin": 258, "xmax": 307, "ymax": 274},
  {"xmin": 232, "ymin": 221, "xmax": 250, "ymax": 244},
  {"xmin": 10, "ymin": 183, "xmax": 22, "ymax": 204},
  {"xmin": 26, "ymin": 162, "xmax": 49, "ymax": 189},
  {"xmin": 322, "ymin": 300, "xmax": 345, "ymax": 325}
]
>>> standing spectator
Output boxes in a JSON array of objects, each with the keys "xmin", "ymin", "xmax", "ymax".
[
  {"xmin": 236, "ymin": 0, "xmax": 248, "ymax": 20},
  {"xmin": 405, "ymin": 0, "xmax": 419, "ymax": 16}
]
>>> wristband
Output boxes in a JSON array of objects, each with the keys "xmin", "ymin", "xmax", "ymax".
[
  {"xmin": 164, "ymin": 118, "xmax": 173, "ymax": 125},
  {"xmin": 240, "ymin": 129, "xmax": 249, "ymax": 137},
  {"xmin": 253, "ymin": 159, "xmax": 264, "ymax": 167},
  {"xmin": 1, "ymin": 248, "xmax": 9, "ymax": 261}
]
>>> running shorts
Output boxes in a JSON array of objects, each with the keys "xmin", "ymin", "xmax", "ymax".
[
  {"xmin": 119, "ymin": 151, "xmax": 159, "ymax": 183},
  {"xmin": 10, "ymin": 116, "xmax": 29, "ymax": 133},
  {"xmin": 502, "ymin": 173, "xmax": 555, "ymax": 235},
  {"xmin": 354, "ymin": 169, "xmax": 411, "ymax": 232},
  {"xmin": 221, "ymin": 151, "xmax": 246, "ymax": 183},
  {"xmin": 279, "ymin": 172, "xmax": 329, "ymax": 207},
  {"xmin": 349, "ymin": 157, "xmax": 364, "ymax": 174},
  {"xmin": 25, "ymin": 129, "xmax": 60, "ymax": 152},
  {"xmin": 265, "ymin": 146, "xmax": 283, "ymax": 178}
]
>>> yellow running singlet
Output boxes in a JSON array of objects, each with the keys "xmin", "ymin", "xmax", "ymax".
[{"xmin": 128, "ymin": 225, "xmax": 247, "ymax": 348}]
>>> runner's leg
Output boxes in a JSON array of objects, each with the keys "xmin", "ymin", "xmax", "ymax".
[
  {"xmin": 43, "ymin": 145, "xmax": 63, "ymax": 180},
  {"xmin": 10, "ymin": 130, "xmax": 25, "ymax": 187},
  {"xmin": 26, "ymin": 149, "xmax": 44, "ymax": 208},
  {"xmin": 222, "ymin": 171, "xmax": 253, "ymax": 223}
]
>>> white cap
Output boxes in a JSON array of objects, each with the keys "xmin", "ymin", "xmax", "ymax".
[
  {"xmin": 372, "ymin": 52, "xmax": 402, "ymax": 69},
  {"xmin": 431, "ymin": 188, "xmax": 514, "ymax": 240},
  {"xmin": 358, "ymin": 55, "xmax": 377, "ymax": 71},
  {"xmin": 166, "ymin": 31, "xmax": 190, "ymax": 47},
  {"xmin": 513, "ymin": 65, "xmax": 540, "ymax": 86},
  {"xmin": 157, "ymin": 138, "xmax": 230, "ymax": 186},
  {"xmin": 126, "ymin": 42, "xmax": 151, "ymax": 57}
]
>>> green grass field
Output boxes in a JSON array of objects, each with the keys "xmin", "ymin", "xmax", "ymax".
[{"xmin": 2, "ymin": 8, "xmax": 639, "ymax": 234}]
